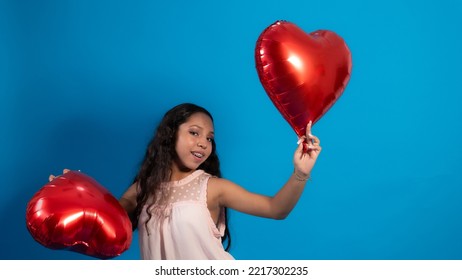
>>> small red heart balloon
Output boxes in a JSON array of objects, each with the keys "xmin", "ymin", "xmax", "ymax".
[
  {"xmin": 26, "ymin": 171, "xmax": 132, "ymax": 259},
  {"xmin": 255, "ymin": 20, "xmax": 352, "ymax": 137}
]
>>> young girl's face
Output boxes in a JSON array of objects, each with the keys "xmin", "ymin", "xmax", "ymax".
[{"xmin": 173, "ymin": 112, "xmax": 214, "ymax": 172}]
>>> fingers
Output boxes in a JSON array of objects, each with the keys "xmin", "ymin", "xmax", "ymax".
[
  {"xmin": 296, "ymin": 137, "xmax": 320, "ymax": 153},
  {"xmin": 300, "ymin": 121, "xmax": 318, "ymax": 145},
  {"xmin": 296, "ymin": 137, "xmax": 305, "ymax": 153},
  {"xmin": 49, "ymin": 169, "xmax": 72, "ymax": 182},
  {"xmin": 308, "ymin": 135, "xmax": 320, "ymax": 146},
  {"xmin": 308, "ymin": 135, "xmax": 321, "ymax": 152},
  {"xmin": 295, "ymin": 121, "xmax": 321, "ymax": 154},
  {"xmin": 306, "ymin": 121, "xmax": 313, "ymax": 138},
  {"xmin": 305, "ymin": 121, "xmax": 315, "ymax": 145},
  {"xmin": 308, "ymin": 145, "xmax": 322, "ymax": 152}
]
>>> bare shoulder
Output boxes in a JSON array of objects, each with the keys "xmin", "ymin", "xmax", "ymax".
[
  {"xmin": 207, "ymin": 177, "xmax": 238, "ymax": 200},
  {"xmin": 208, "ymin": 176, "xmax": 253, "ymax": 201},
  {"xmin": 208, "ymin": 176, "xmax": 235, "ymax": 187},
  {"xmin": 207, "ymin": 176, "xmax": 227, "ymax": 195},
  {"xmin": 208, "ymin": 176, "xmax": 241, "ymax": 191}
]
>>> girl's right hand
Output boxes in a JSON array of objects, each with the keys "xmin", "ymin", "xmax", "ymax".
[{"xmin": 49, "ymin": 169, "xmax": 71, "ymax": 182}]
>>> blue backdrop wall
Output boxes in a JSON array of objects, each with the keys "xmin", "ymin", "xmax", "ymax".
[{"xmin": 1, "ymin": 0, "xmax": 461, "ymax": 260}]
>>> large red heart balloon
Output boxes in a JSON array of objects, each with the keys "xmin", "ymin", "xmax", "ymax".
[
  {"xmin": 26, "ymin": 171, "xmax": 132, "ymax": 259},
  {"xmin": 255, "ymin": 20, "xmax": 352, "ymax": 137}
]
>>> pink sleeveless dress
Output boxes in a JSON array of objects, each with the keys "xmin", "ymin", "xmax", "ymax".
[{"xmin": 138, "ymin": 170, "xmax": 234, "ymax": 260}]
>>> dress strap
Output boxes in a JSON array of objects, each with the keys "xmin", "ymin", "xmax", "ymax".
[
  {"xmin": 198, "ymin": 172, "xmax": 212, "ymax": 203},
  {"xmin": 199, "ymin": 173, "xmax": 226, "ymax": 238}
]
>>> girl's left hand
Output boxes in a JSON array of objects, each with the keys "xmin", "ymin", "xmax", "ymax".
[
  {"xmin": 293, "ymin": 121, "xmax": 322, "ymax": 179},
  {"xmin": 49, "ymin": 168, "xmax": 71, "ymax": 182}
]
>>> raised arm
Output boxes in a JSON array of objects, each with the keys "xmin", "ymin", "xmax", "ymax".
[{"xmin": 209, "ymin": 121, "xmax": 321, "ymax": 220}]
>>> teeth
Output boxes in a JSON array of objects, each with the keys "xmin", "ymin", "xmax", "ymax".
[{"xmin": 193, "ymin": 152, "xmax": 203, "ymax": 158}]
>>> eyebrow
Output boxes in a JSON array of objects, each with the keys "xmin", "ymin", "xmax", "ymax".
[{"xmin": 189, "ymin": 125, "xmax": 214, "ymax": 135}]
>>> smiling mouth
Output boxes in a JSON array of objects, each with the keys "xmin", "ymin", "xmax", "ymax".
[{"xmin": 192, "ymin": 152, "xmax": 204, "ymax": 159}]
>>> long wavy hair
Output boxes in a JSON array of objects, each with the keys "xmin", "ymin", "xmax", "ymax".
[{"xmin": 131, "ymin": 103, "xmax": 231, "ymax": 251}]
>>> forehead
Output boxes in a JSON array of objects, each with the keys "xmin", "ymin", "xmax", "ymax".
[{"xmin": 182, "ymin": 112, "xmax": 214, "ymax": 130}]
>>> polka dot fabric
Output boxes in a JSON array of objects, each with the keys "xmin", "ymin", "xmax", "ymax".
[{"xmin": 138, "ymin": 170, "xmax": 234, "ymax": 260}]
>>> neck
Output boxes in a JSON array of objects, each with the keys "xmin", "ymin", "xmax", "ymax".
[{"xmin": 170, "ymin": 163, "xmax": 196, "ymax": 182}]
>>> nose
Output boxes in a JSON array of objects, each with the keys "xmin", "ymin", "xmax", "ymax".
[{"xmin": 197, "ymin": 141, "xmax": 207, "ymax": 149}]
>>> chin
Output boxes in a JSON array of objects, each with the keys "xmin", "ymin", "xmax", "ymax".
[
  {"xmin": 174, "ymin": 156, "xmax": 207, "ymax": 172},
  {"xmin": 176, "ymin": 162, "xmax": 200, "ymax": 172}
]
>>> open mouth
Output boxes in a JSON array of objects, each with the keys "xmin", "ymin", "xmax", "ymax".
[{"xmin": 192, "ymin": 152, "xmax": 204, "ymax": 159}]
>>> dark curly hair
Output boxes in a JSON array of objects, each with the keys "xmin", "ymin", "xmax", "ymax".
[{"xmin": 131, "ymin": 103, "xmax": 231, "ymax": 251}]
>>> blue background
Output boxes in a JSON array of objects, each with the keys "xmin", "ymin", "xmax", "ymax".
[{"xmin": 1, "ymin": 0, "xmax": 461, "ymax": 260}]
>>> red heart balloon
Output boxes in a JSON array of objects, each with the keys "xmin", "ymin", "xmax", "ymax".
[
  {"xmin": 26, "ymin": 171, "xmax": 132, "ymax": 259},
  {"xmin": 255, "ymin": 20, "xmax": 352, "ymax": 137}
]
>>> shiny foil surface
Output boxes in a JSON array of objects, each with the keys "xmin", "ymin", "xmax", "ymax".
[
  {"xmin": 255, "ymin": 20, "xmax": 352, "ymax": 137},
  {"xmin": 26, "ymin": 171, "xmax": 132, "ymax": 259}
]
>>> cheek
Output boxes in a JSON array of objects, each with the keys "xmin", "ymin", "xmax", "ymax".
[
  {"xmin": 174, "ymin": 140, "xmax": 187, "ymax": 156},
  {"xmin": 206, "ymin": 145, "xmax": 213, "ymax": 156},
  {"xmin": 176, "ymin": 136, "xmax": 190, "ymax": 149}
]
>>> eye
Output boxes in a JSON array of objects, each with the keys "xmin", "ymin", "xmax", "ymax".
[
  {"xmin": 189, "ymin": 131, "xmax": 199, "ymax": 136},
  {"xmin": 206, "ymin": 137, "xmax": 214, "ymax": 143}
]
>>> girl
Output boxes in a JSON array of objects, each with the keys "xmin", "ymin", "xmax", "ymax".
[{"xmin": 52, "ymin": 103, "xmax": 321, "ymax": 260}]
